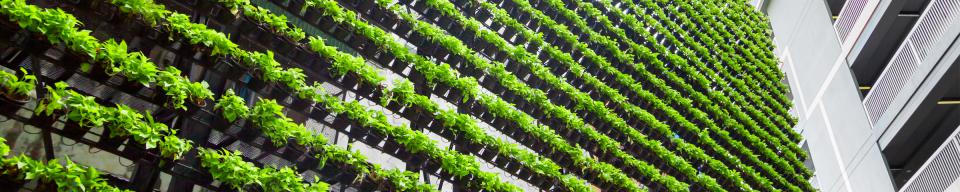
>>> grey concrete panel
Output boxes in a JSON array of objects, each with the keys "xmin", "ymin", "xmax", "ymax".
[
  {"xmin": 821, "ymin": 64, "xmax": 874, "ymax": 163},
  {"xmin": 767, "ymin": 0, "xmax": 814, "ymax": 47},
  {"xmin": 804, "ymin": 106, "xmax": 846, "ymax": 191},
  {"xmin": 847, "ymin": 146, "xmax": 896, "ymax": 192}
]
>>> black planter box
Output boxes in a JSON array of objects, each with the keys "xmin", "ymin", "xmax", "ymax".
[
  {"xmin": 61, "ymin": 121, "xmax": 91, "ymax": 138},
  {"xmin": 99, "ymin": 129, "xmax": 128, "ymax": 149}
]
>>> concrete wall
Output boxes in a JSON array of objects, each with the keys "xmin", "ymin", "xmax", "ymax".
[{"xmin": 764, "ymin": 0, "xmax": 897, "ymax": 191}]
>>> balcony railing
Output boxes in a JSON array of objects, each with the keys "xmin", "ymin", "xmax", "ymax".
[
  {"xmin": 899, "ymin": 125, "xmax": 960, "ymax": 192},
  {"xmin": 862, "ymin": 0, "xmax": 960, "ymax": 124},
  {"xmin": 834, "ymin": 0, "xmax": 870, "ymax": 42}
]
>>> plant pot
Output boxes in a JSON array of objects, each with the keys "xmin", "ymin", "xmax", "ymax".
[
  {"xmin": 0, "ymin": 169, "xmax": 24, "ymax": 189},
  {"xmin": 317, "ymin": 163, "xmax": 344, "ymax": 180},
  {"xmin": 99, "ymin": 129, "xmax": 128, "ymax": 149},
  {"xmin": 236, "ymin": 124, "xmax": 262, "ymax": 143},
  {"xmin": 261, "ymin": 139, "xmax": 280, "ymax": 152},
  {"xmin": 0, "ymin": 90, "xmax": 27, "ymax": 108},
  {"xmin": 479, "ymin": 147, "xmax": 498, "ymax": 160},
  {"xmin": 355, "ymin": 83, "xmax": 375, "ymax": 96},
  {"xmin": 118, "ymin": 78, "xmax": 147, "ymax": 92},
  {"xmin": 288, "ymin": 98, "xmax": 314, "ymax": 112},
  {"xmin": 61, "ymin": 121, "xmax": 91, "ymax": 138},
  {"xmin": 84, "ymin": 63, "xmax": 113, "ymax": 81},
  {"xmin": 246, "ymin": 78, "xmax": 271, "ymax": 92},
  {"xmin": 183, "ymin": 99, "xmax": 207, "ymax": 115}
]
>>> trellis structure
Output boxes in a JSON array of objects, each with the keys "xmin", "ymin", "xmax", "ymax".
[{"xmin": 0, "ymin": 0, "xmax": 811, "ymax": 191}]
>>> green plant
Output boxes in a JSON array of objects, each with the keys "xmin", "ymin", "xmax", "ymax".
[
  {"xmin": 0, "ymin": 138, "xmax": 8, "ymax": 156},
  {"xmin": 199, "ymin": 149, "xmax": 258, "ymax": 189},
  {"xmin": 61, "ymin": 88, "xmax": 108, "ymax": 128},
  {"xmin": 216, "ymin": 0, "xmax": 305, "ymax": 41},
  {"xmin": 98, "ymin": 40, "xmax": 158, "ymax": 86},
  {"xmin": 198, "ymin": 149, "xmax": 327, "ymax": 191},
  {"xmin": 0, "ymin": 154, "xmax": 126, "ymax": 192},
  {"xmin": 35, "ymin": 82, "xmax": 67, "ymax": 116},
  {"xmin": 250, "ymin": 99, "xmax": 321, "ymax": 146},
  {"xmin": 0, "ymin": 68, "xmax": 35, "ymax": 100},
  {"xmin": 215, "ymin": 89, "xmax": 249, "ymax": 122},
  {"xmin": 97, "ymin": 0, "xmax": 434, "ymax": 190},
  {"xmin": 31, "ymin": 81, "xmax": 192, "ymax": 160},
  {"xmin": 186, "ymin": 81, "xmax": 213, "ymax": 106},
  {"xmin": 156, "ymin": 68, "xmax": 190, "ymax": 109}
]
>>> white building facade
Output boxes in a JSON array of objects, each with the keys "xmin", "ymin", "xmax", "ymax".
[{"xmin": 758, "ymin": 0, "xmax": 960, "ymax": 191}]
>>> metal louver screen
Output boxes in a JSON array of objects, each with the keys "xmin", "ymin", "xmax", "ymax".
[
  {"xmin": 863, "ymin": 43, "xmax": 919, "ymax": 123},
  {"xmin": 909, "ymin": 0, "xmax": 960, "ymax": 59},
  {"xmin": 862, "ymin": 0, "xmax": 960, "ymax": 124},
  {"xmin": 900, "ymin": 139, "xmax": 960, "ymax": 192},
  {"xmin": 834, "ymin": 0, "xmax": 868, "ymax": 42}
]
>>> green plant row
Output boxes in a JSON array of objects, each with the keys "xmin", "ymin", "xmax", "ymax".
[
  {"xmin": 656, "ymin": 0, "xmax": 798, "ymax": 136},
  {"xmin": 0, "ymin": 74, "xmax": 322, "ymax": 192},
  {"xmin": 302, "ymin": 0, "xmax": 650, "ymax": 190},
  {"xmin": 672, "ymin": 0, "xmax": 791, "ymax": 107},
  {"xmin": 604, "ymin": 0, "xmax": 803, "ymax": 163},
  {"xmin": 463, "ymin": 0, "xmax": 791, "ymax": 190},
  {"xmin": 602, "ymin": 0, "xmax": 812, "ymax": 188},
  {"xmin": 695, "ymin": 0, "xmax": 788, "ymax": 94},
  {"xmin": 609, "ymin": 0, "xmax": 809, "ymax": 178},
  {"xmin": 42, "ymin": 84, "xmax": 329, "ymax": 191},
  {"xmin": 387, "ymin": 3, "xmax": 706, "ymax": 190},
  {"xmin": 401, "ymin": 0, "xmax": 762, "ymax": 191},
  {"xmin": 389, "ymin": 0, "xmax": 712, "ymax": 189},
  {"xmin": 36, "ymin": 81, "xmax": 194, "ymax": 159},
  {"xmin": 215, "ymin": 0, "xmax": 306, "ymax": 41},
  {"xmin": 498, "ymin": 2, "xmax": 800, "ymax": 186},
  {"xmin": 0, "ymin": 138, "xmax": 126, "ymax": 192},
  {"xmin": 105, "ymin": 1, "xmax": 435, "ymax": 190},
  {"xmin": 198, "ymin": 148, "xmax": 329, "ymax": 191},
  {"xmin": 194, "ymin": 0, "xmax": 588, "ymax": 191},
  {"xmin": 0, "ymin": 0, "xmax": 209, "ymax": 159},
  {"xmin": 679, "ymin": 0, "xmax": 800, "ymax": 132},
  {"xmin": 668, "ymin": 0, "xmax": 806, "ymax": 161},
  {"xmin": 658, "ymin": 0, "xmax": 794, "ymax": 111},
  {"xmin": 0, "ymin": 0, "xmax": 214, "ymax": 111},
  {"xmin": 301, "ymin": 0, "xmax": 660, "ymax": 190},
  {"xmin": 10, "ymin": 86, "xmax": 324, "ymax": 192},
  {"xmin": 308, "ymin": 39, "xmax": 592, "ymax": 191},
  {"xmin": 1, "ymin": 0, "xmax": 433, "ymax": 189},
  {"xmin": 617, "ymin": 0, "xmax": 798, "ymax": 148},
  {"xmin": 573, "ymin": 0, "xmax": 810, "ymax": 189},
  {"xmin": 216, "ymin": 90, "xmax": 436, "ymax": 191},
  {"xmin": 106, "ymin": 0, "xmax": 523, "ymax": 190},
  {"xmin": 519, "ymin": 0, "xmax": 804, "ymax": 190},
  {"xmin": 615, "ymin": 1, "xmax": 797, "ymax": 130},
  {"xmin": 687, "ymin": 0, "xmax": 801, "ymax": 132},
  {"xmin": 688, "ymin": 0, "xmax": 791, "ymax": 103},
  {"xmin": 206, "ymin": 1, "xmax": 594, "ymax": 190},
  {"xmin": 0, "ymin": 67, "xmax": 36, "ymax": 100},
  {"xmin": 549, "ymin": 0, "xmax": 806, "ymax": 181},
  {"xmin": 493, "ymin": 0, "xmax": 802, "ymax": 189}
]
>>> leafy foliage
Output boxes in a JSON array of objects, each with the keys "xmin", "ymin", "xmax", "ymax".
[
  {"xmin": 215, "ymin": 89, "xmax": 250, "ymax": 122},
  {"xmin": 198, "ymin": 149, "xmax": 329, "ymax": 192},
  {"xmin": 0, "ymin": 68, "xmax": 36, "ymax": 98},
  {"xmin": 0, "ymin": 138, "xmax": 125, "ymax": 192}
]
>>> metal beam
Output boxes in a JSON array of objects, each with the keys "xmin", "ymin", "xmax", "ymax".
[{"xmin": 899, "ymin": 12, "xmax": 922, "ymax": 18}]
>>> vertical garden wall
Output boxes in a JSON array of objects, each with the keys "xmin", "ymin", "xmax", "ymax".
[{"xmin": 0, "ymin": 0, "xmax": 811, "ymax": 191}]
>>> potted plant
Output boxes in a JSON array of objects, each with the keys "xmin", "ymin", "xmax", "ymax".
[
  {"xmin": 214, "ymin": 89, "xmax": 249, "ymax": 124},
  {"xmin": 0, "ymin": 68, "xmax": 35, "ymax": 104},
  {"xmin": 186, "ymin": 81, "xmax": 213, "ymax": 108}
]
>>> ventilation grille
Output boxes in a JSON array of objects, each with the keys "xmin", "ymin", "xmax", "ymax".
[
  {"xmin": 834, "ymin": 0, "xmax": 869, "ymax": 42},
  {"xmin": 863, "ymin": 0, "xmax": 960, "ymax": 124},
  {"xmin": 900, "ymin": 136, "xmax": 960, "ymax": 192},
  {"xmin": 863, "ymin": 43, "xmax": 918, "ymax": 123}
]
